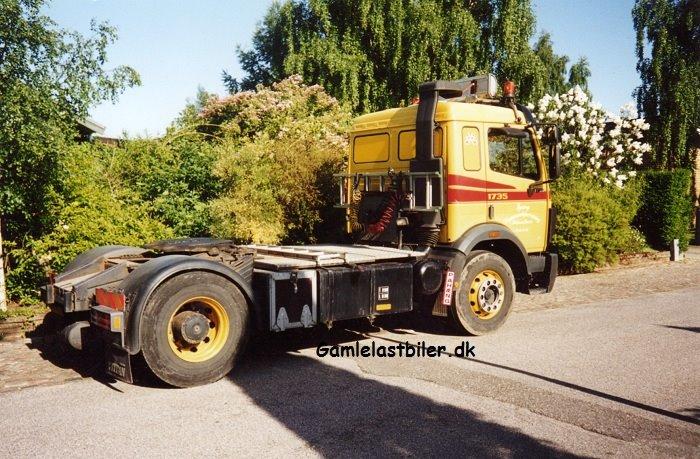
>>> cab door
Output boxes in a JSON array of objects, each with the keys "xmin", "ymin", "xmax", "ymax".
[
  {"xmin": 484, "ymin": 125, "xmax": 549, "ymax": 252},
  {"xmin": 445, "ymin": 122, "xmax": 489, "ymax": 243}
]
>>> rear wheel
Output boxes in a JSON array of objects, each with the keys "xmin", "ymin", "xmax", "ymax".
[
  {"xmin": 140, "ymin": 271, "xmax": 249, "ymax": 387},
  {"xmin": 449, "ymin": 251, "xmax": 515, "ymax": 335}
]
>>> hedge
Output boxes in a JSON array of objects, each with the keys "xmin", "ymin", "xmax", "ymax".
[{"xmin": 635, "ymin": 170, "xmax": 693, "ymax": 252}]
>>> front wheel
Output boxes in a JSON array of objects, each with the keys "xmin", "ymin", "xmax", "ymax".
[
  {"xmin": 140, "ymin": 271, "xmax": 249, "ymax": 387},
  {"xmin": 449, "ymin": 251, "xmax": 515, "ymax": 335}
]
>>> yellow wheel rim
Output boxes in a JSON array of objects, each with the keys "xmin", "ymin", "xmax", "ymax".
[
  {"xmin": 468, "ymin": 269, "xmax": 505, "ymax": 320},
  {"xmin": 167, "ymin": 296, "xmax": 229, "ymax": 363}
]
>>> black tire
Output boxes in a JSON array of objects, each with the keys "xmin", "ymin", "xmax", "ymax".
[
  {"xmin": 449, "ymin": 250, "xmax": 515, "ymax": 335},
  {"xmin": 140, "ymin": 271, "xmax": 249, "ymax": 388}
]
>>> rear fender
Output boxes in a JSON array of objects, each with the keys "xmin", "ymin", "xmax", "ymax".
[{"xmin": 119, "ymin": 255, "xmax": 254, "ymax": 355}]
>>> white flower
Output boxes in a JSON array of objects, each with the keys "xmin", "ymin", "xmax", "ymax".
[{"xmin": 62, "ymin": 224, "xmax": 69, "ymax": 230}]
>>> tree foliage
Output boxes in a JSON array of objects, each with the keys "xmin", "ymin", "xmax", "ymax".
[
  {"xmin": 1, "ymin": 0, "xmax": 140, "ymax": 299},
  {"xmin": 533, "ymin": 33, "xmax": 590, "ymax": 95},
  {"xmin": 0, "ymin": 0, "xmax": 140, "ymax": 243},
  {"xmin": 633, "ymin": 0, "xmax": 700, "ymax": 168},
  {"xmin": 225, "ymin": 0, "xmax": 590, "ymax": 112}
]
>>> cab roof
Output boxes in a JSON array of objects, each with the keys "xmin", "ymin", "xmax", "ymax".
[{"xmin": 351, "ymin": 100, "xmax": 526, "ymax": 132}]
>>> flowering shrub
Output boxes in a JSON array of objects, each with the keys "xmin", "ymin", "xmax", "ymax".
[
  {"xmin": 200, "ymin": 76, "xmax": 352, "ymax": 244},
  {"xmin": 530, "ymin": 86, "xmax": 651, "ymax": 187}
]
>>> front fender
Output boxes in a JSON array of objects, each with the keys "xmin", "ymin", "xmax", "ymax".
[
  {"xmin": 119, "ymin": 255, "xmax": 254, "ymax": 355},
  {"xmin": 452, "ymin": 224, "xmax": 529, "ymax": 262}
]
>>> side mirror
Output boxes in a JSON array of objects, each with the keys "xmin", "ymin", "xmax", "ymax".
[
  {"xmin": 549, "ymin": 143, "xmax": 560, "ymax": 180},
  {"xmin": 541, "ymin": 125, "xmax": 560, "ymax": 180}
]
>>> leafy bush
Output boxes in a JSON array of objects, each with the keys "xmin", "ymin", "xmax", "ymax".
[
  {"xmin": 635, "ymin": 169, "xmax": 693, "ymax": 251},
  {"xmin": 115, "ymin": 136, "xmax": 220, "ymax": 237},
  {"xmin": 202, "ymin": 76, "xmax": 351, "ymax": 244},
  {"xmin": 6, "ymin": 143, "xmax": 173, "ymax": 298},
  {"xmin": 552, "ymin": 175, "xmax": 645, "ymax": 273}
]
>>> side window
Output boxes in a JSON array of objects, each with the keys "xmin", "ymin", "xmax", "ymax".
[
  {"xmin": 488, "ymin": 128, "xmax": 539, "ymax": 180},
  {"xmin": 398, "ymin": 130, "xmax": 416, "ymax": 160},
  {"xmin": 462, "ymin": 127, "xmax": 480, "ymax": 170},
  {"xmin": 398, "ymin": 128, "xmax": 443, "ymax": 160},
  {"xmin": 354, "ymin": 133, "xmax": 389, "ymax": 163}
]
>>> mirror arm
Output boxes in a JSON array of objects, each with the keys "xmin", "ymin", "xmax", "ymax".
[{"xmin": 527, "ymin": 178, "xmax": 556, "ymax": 193}]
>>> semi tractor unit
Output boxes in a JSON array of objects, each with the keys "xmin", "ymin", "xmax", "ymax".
[{"xmin": 42, "ymin": 75, "xmax": 561, "ymax": 387}]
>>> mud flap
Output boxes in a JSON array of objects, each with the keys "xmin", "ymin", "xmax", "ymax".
[{"xmin": 105, "ymin": 346, "xmax": 133, "ymax": 384}]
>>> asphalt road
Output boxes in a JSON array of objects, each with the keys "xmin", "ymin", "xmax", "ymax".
[{"xmin": 1, "ymin": 286, "xmax": 699, "ymax": 458}]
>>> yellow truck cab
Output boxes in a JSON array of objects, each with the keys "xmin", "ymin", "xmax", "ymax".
[{"xmin": 339, "ymin": 75, "xmax": 561, "ymax": 334}]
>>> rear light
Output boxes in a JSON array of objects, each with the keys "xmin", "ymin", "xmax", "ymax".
[
  {"xmin": 91, "ymin": 305, "xmax": 124, "ymax": 332},
  {"xmin": 95, "ymin": 288, "xmax": 126, "ymax": 311}
]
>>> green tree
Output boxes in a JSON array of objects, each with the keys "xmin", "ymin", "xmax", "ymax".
[
  {"xmin": 0, "ymin": 0, "xmax": 139, "ymax": 244},
  {"xmin": 532, "ymin": 33, "xmax": 591, "ymax": 95},
  {"xmin": 488, "ymin": 0, "xmax": 546, "ymax": 101},
  {"xmin": 568, "ymin": 57, "xmax": 591, "ymax": 90},
  {"xmin": 633, "ymin": 0, "xmax": 700, "ymax": 169},
  {"xmin": 533, "ymin": 33, "xmax": 569, "ymax": 96},
  {"xmin": 225, "ymin": 0, "xmax": 582, "ymax": 112}
]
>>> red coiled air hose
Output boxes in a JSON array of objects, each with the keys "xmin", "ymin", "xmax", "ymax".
[{"xmin": 367, "ymin": 192, "xmax": 400, "ymax": 234}]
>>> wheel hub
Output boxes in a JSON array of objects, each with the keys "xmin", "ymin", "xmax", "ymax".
[
  {"xmin": 172, "ymin": 310, "xmax": 210, "ymax": 345},
  {"xmin": 167, "ymin": 296, "xmax": 230, "ymax": 363},
  {"xmin": 468, "ymin": 270, "xmax": 505, "ymax": 319}
]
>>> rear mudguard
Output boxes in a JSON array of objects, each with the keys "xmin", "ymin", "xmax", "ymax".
[{"xmin": 119, "ymin": 255, "xmax": 254, "ymax": 355}]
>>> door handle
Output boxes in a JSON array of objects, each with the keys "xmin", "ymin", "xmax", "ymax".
[{"xmin": 488, "ymin": 204, "xmax": 494, "ymax": 219}]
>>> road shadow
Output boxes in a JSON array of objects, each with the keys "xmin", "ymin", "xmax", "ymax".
[
  {"xmin": 679, "ymin": 407, "xmax": 700, "ymax": 421},
  {"xmin": 659, "ymin": 325, "xmax": 700, "ymax": 334},
  {"xmin": 230, "ymin": 334, "xmax": 585, "ymax": 458}
]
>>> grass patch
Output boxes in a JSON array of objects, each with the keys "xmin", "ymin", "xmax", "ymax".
[{"xmin": 0, "ymin": 303, "xmax": 49, "ymax": 321}]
